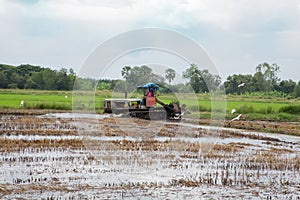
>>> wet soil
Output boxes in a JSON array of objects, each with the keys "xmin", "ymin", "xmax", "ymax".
[{"xmin": 0, "ymin": 111, "xmax": 300, "ymax": 199}]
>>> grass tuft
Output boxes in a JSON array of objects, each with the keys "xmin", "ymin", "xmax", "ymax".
[{"xmin": 279, "ymin": 105, "xmax": 300, "ymax": 115}]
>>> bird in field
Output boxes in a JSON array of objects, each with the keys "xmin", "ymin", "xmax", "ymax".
[
  {"xmin": 231, "ymin": 114, "xmax": 242, "ymax": 121},
  {"xmin": 20, "ymin": 100, "xmax": 24, "ymax": 107},
  {"xmin": 238, "ymin": 83, "xmax": 245, "ymax": 87},
  {"xmin": 231, "ymin": 108, "xmax": 236, "ymax": 114}
]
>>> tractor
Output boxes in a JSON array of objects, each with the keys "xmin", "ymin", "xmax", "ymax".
[{"xmin": 103, "ymin": 83, "xmax": 182, "ymax": 121}]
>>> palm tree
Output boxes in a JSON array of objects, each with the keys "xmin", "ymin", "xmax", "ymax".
[
  {"xmin": 121, "ymin": 66, "xmax": 131, "ymax": 98},
  {"xmin": 121, "ymin": 66, "xmax": 131, "ymax": 80},
  {"xmin": 165, "ymin": 68, "xmax": 176, "ymax": 85}
]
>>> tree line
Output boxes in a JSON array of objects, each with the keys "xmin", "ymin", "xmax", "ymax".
[
  {"xmin": 0, "ymin": 64, "xmax": 75, "ymax": 90},
  {"xmin": 223, "ymin": 63, "xmax": 300, "ymax": 97},
  {"xmin": 0, "ymin": 63, "xmax": 299, "ymax": 97},
  {"xmin": 118, "ymin": 63, "xmax": 300, "ymax": 98},
  {"xmin": 117, "ymin": 64, "xmax": 221, "ymax": 93},
  {"xmin": 0, "ymin": 64, "xmax": 116, "ymax": 91}
]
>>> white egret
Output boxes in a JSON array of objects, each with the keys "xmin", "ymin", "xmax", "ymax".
[
  {"xmin": 231, "ymin": 108, "xmax": 236, "ymax": 114},
  {"xmin": 231, "ymin": 114, "xmax": 242, "ymax": 121},
  {"xmin": 238, "ymin": 83, "xmax": 245, "ymax": 87}
]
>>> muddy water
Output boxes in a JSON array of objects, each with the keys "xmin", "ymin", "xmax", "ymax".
[{"xmin": 0, "ymin": 113, "xmax": 300, "ymax": 199}]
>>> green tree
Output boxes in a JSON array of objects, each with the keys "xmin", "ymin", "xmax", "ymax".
[
  {"xmin": 150, "ymin": 73, "xmax": 165, "ymax": 85},
  {"xmin": 119, "ymin": 65, "xmax": 166, "ymax": 94},
  {"xmin": 165, "ymin": 68, "xmax": 176, "ymax": 85},
  {"xmin": 182, "ymin": 64, "xmax": 202, "ymax": 93},
  {"xmin": 255, "ymin": 62, "xmax": 280, "ymax": 93},
  {"xmin": 73, "ymin": 77, "xmax": 96, "ymax": 91},
  {"xmin": 42, "ymin": 68, "xmax": 57, "ymax": 90},
  {"xmin": 224, "ymin": 74, "xmax": 241, "ymax": 94},
  {"xmin": 16, "ymin": 64, "xmax": 42, "ymax": 76},
  {"xmin": 24, "ymin": 77, "xmax": 38, "ymax": 89},
  {"xmin": 114, "ymin": 80, "xmax": 127, "ymax": 93},
  {"xmin": 224, "ymin": 74, "xmax": 256, "ymax": 94},
  {"xmin": 130, "ymin": 65, "xmax": 153, "ymax": 85},
  {"xmin": 16, "ymin": 64, "xmax": 42, "ymax": 89},
  {"xmin": 11, "ymin": 72, "xmax": 25, "ymax": 89},
  {"xmin": 0, "ymin": 64, "xmax": 78, "ymax": 90},
  {"xmin": 0, "ymin": 71, "xmax": 8, "ymax": 88},
  {"xmin": 140, "ymin": 65, "xmax": 152, "ymax": 76},
  {"xmin": 253, "ymin": 71, "xmax": 266, "ymax": 92},
  {"xmin": 293, "ymin": 81, "xmax": 300, "ymax": 98},
  {"xmin": 199, "ymin": 69, "xmax": 221, "ymax": 92},
  {"xmin": 68, "ymin": 68, "xmax": 76, "ymax": 89},
  {"xmin": 127, "ymin": 65, "xmax": 153, "ymax": 86},
  {"xmin": 183, "ymin": 64, "xmax": 221, "ymax": 93},
  {"xmin": 97, "ymin": 82, "xmax": 111, "ymax": 90},
  {"xmin": 275, "ymin": 79, "xmax": 296, "ymax": 94},
  {"xmin": 57, "ymin": 68, "xmax": 72, "ymax": 90},
  {"xmin": 31, "ymin": 71, "xmax": 44, "ymax": 90}
]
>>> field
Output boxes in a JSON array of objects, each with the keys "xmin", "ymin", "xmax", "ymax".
[
  {"xmin": 0, "ymin": 89, "xmax": 299, "ymax": 198},
  {"xmin": 0, "ymin": 89, "xmax": 299, "ymax": 122},
  {"xmin": 0, "ymin": 113, "xmax": 300, "ymax": 199}
]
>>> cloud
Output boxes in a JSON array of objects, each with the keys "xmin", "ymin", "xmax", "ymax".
[
  {"xmin": 0, "ymin": 0, "xmax": 299, "ymax": 80},
  {"xmin": 3, "ymin": 0, "xmax": 300, "ymax": 35}
]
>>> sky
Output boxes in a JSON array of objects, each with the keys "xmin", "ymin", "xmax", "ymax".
[{"xmin": 0, "ymin": 0, "xmax": 300, "ymax": 82}]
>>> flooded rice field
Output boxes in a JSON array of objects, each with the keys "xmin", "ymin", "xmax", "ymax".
[{"xmin": 0, "ymin": 113, "xmax": 300, "ymax": 199}]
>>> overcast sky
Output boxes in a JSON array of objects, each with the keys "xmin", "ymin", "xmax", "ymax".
[{"xmin": 1, "ymin": 0, "xmax": 300, "ymax": 82}]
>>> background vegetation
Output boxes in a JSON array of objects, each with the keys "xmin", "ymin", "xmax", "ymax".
[
  {"xmin": 1, "ymin": 63, "xmax": 299, "ymax": 98},
  {"xmin": 0, "ymin": 89, "xmax": 299, "ymax": 122},
  {"xmin": 0, "ymin": 62, "xmax": 299, "ymax": 122}
]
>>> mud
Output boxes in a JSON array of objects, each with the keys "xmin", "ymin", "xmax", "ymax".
[{"xmin": 0, "ymin": 112, "xmax": 300, "ymax": 199}]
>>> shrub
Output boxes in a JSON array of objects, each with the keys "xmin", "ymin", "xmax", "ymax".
[
  {"xmin": 258, "ymin": 106, "xmax": 274, "ymax": 114},
  {"xmin": 277, "ymin": 113, "xmax": 295, "ymax": 121},
  {"xmin": 189, "ymin": 105, "xmax": 211, "ymax": 112},
  {"xmin": 279, "ymin": 105, "xmax": 300, "ymax": 114},
  {"xmin": 237, "ymin": 105, "xmax": 255, "ymax": 114},
  {"xmin": 25, "ymin": 103, "xmax": 72, "ymax": 110}
]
